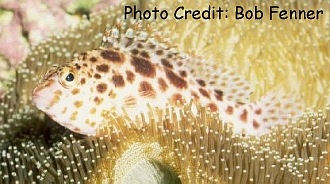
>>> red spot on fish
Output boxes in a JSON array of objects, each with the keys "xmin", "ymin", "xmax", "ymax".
[
  {"xmin": 207, "ymin": 103, "xmax": 218, "ymax": 112},
  {"xmin": 253, "ymin": 120, "xmax": 260, "ymax": 129},
  {"xmin": 240, "ymin": 109, "xmax": 248, "ymax": 123},
  {"xmin": 226, "ymin": 106, "xmax": 234, "ymax": 115},
  {"xmin": 131, "ymin": 56, "xmax": 156, "ymax": 78},
  {"xmin": 255, "ymin": 108, "xmax": 262, "ymax": 115},
  {"xmin": 165, "ymin": 68, "xmax": 187, "ymax": 89}
]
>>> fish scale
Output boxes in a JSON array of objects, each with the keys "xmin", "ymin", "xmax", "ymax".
[{"xmin": 32, "ymin": 27, "xmax": 302, "ymax": 136}]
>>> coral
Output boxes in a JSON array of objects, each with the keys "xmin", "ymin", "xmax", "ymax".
[
  {"xmin": 0, "ymin": 0, "xmax": 76, "ymax": 66},
  {"xmin": 0, "ymin": 0, "xmax": 329, "ymax": 183}
]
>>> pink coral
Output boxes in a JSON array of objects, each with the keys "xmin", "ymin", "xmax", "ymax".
[
  {"xmin": 0, "ymin": 0, "xmax": 119, "ymax": 67},
  {"xmin": 0, "ymin": 0, "xmax": 76, "ymax": 66},
  {"xmin": 0, "ymin": 9, "xmax": 29, "ymax": 67}
]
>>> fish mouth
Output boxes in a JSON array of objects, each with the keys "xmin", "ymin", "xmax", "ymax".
[
  {"xmin": 32, "ymin": 86, "xmax": 42, "ymax": 104},
  {"xmin": 32, "ymin": 79, "xmax": 57, "ymax": 109},
  {"xmin": 32, "ymin": 86, "xmax": 51, "ymax": 111},
  {"xmin": 32, "ymin": 93, "xmax": 48, "ymax": 111}
]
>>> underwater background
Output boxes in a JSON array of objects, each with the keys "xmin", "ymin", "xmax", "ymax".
[{"xmin": 0, "ymin": 0, "xmax": 329, "ymax": 183}]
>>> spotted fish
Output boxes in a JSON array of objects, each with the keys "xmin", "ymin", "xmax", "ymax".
[{"xmin": 32, "ymin": 28, "xmax": 301, "ymax": 136}]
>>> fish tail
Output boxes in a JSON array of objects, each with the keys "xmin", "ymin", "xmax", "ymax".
[{"xmin": 220, "ymin": 90, "xmax": 303, "ymax": 136}]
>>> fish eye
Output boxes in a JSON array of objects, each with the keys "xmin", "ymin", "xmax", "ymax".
[
  {"xmin": 65, "ymin": 73, "xmax": 75, "ymax": 82},
  {"xmin": 58, "ymin": 67, "xmax": 79, "ymax": 88}
]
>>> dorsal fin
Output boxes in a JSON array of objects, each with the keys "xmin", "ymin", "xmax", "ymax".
[{"xmin": 100, "ymin": 27, "xmax": 253, "ymax": 103}]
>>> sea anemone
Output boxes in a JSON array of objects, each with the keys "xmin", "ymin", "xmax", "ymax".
[{"xmin": 0, "ymin": 0, "xmax": 329, "ymax": 183}]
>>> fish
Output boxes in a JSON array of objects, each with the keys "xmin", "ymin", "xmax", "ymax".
[{"xmin": 32, "ymin": 27, "xmax": 301, "ymax": 136}]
